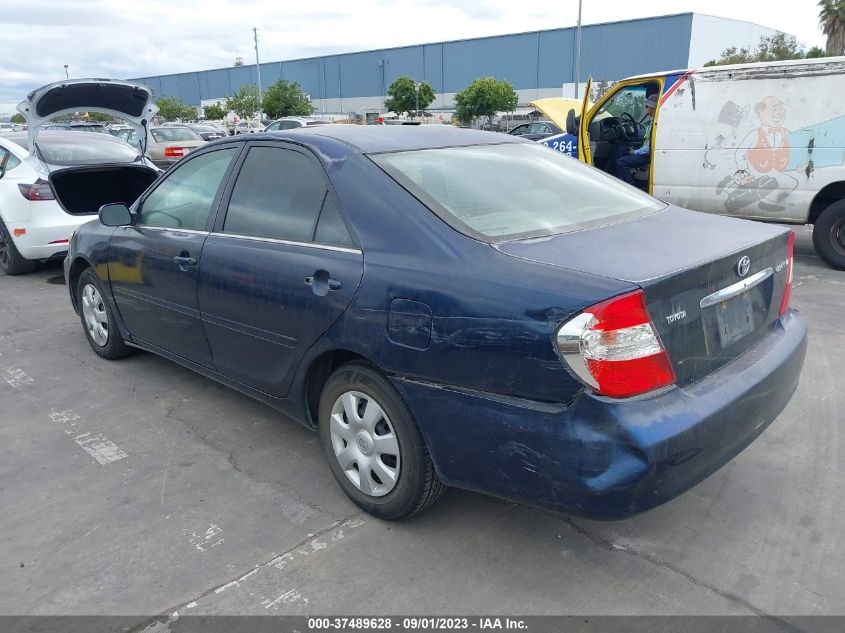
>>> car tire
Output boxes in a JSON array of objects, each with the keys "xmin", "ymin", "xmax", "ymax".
[
  {"xmin": 0, "ymin": 217, "xmax": 37, "ymax": 275},
  {"xmin": 319, "ymin": 362, "xmax": 446, "ymax": 520},
  {"xmin": 76, "ymin": 268, "xmax": 136, "ymax": 360},
  {"xmin": 812, "ymin": 199, "xmax": 845, "ymax": 270}
]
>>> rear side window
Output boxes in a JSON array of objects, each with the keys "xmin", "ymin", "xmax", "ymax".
[
  {"xmin": 151, "ymin": 128, "xmax": 202, "ymax": 142},
  {"xmin": 223, "ymin": 146, "xmax": 326, "ymax": 242},
  {"xmin": 140, "ymin": 148, "xmax": 237, "ymax": 230},
  {"xmin": 314, "ymin": 196, "xmax": 354, "ymax": 247}
]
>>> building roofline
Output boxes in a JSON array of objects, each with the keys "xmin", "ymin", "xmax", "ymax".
[{"xmin": 132, "ymin": 12, "xmax": 699, "ymax": 82}]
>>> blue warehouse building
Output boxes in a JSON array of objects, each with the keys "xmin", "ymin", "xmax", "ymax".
[{"xmin": 131, "ymin": 13, "xmax": 778, "ymax": 116}]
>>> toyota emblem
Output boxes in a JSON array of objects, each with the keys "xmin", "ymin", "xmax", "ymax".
[{"xmin": 735, "ymin": 256, "xmax": 751, "ymax": 277}]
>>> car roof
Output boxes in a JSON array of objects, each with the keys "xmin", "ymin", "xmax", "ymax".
[{"xmin": 255, "ymin": 125, "xmax": 527, "ymax": 154}]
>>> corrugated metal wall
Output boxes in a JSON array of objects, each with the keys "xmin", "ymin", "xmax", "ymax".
[{"xmin": 132, "ymin": 13, "xmax": 694, "ymax": 106}]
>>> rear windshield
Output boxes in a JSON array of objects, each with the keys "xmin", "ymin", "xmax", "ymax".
[
  {"xmin": 151, "ymin": 128, "xmax": 202, "ymax": 142},
  {"xmin": 372, "ymin": 143, "xmax": 665, "ymax": 242},
  {"xmin": 32, "ymin": 133, "xmax": 140, "ymax": 165}
]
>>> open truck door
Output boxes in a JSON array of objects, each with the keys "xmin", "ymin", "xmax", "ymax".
[{"xmin": 576, "ymin": 79, "xmax": 592, "ymax": 164}]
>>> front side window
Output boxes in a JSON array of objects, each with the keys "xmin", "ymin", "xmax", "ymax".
[
  {"xmin": 139, "ymin": 148, "xmax": 237, "ymax": 230},
  {"xmin": 223, "ymin": 146, "xmax": 326, "ymax": 242},
  {"xmin": 373, "ymin": 143, "xmax": 665, "ymax": 242},
  {"xmin": 596, "ymin": 85, "xmax": 652, "ymax": 122}
]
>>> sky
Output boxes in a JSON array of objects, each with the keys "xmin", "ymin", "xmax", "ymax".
[{"xmin": 0, "ymin": 0, "xmax": 828, "ymax": 112}]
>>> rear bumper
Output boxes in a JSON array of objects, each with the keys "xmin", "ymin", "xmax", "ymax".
[
  {"xmin": 391, "ymin": 311, "xmax": 807, "ymax": 519},
  {"xmin": 10, "ymin": 211, "xmax": 95, "ymax": 261}
]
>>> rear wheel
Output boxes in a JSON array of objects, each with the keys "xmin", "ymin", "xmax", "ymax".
[
  {"xmin": 812, "ymin": 199, "xmax": 845, "ymax": 270},
  {"xmin": 76, "ymin": 268, "xmax": 136, "ymax": 359},
  {"xmin": 0, "ymin": 218, "xmax": 37, "ymax": 275},
  {"xmin": 319, "ymin": 363, "xmax": 445, "ymax": 519}
]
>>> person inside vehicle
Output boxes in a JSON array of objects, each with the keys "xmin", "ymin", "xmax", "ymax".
[{"xmin": 615, "ymin": 94, "xmax": 657, "ymax": 185}]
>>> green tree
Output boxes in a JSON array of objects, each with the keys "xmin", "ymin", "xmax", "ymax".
[
  {"xmin": 155, "ymin": 96, "xmax": 197, "ymax": 121},
  {"xmin": 262, "ymin": 80, "xmax": 314, "ymax": 119},
  {"xmin": 203, "ymin": 102, "xmax": 227, "ymax": 120},
  {"xmin": 10, "ymin": 113, "xmax": 24, "ymax": 124},
  {"xmin": 819, "ymin": 0, "xmax": 845, "ymax": 56},
  {"xmin": 384, "ymin": 76, "xmax": 435, "ymax": 116},
  {"xmin": 86, "ymin": 112, "xmax": 112, "ymax": 122},
  {"xmin": 453, "ymin": 77, "xmax": 518, "ymax": 127},
  {"xmin": 704, "ymin": 31, "xmax": 821, "ymax": 67},
  {"xmin": 805, "ymin": 45, "xmax": 827, "ymax": 58},
  {"xmin": 226, "ymin": 85, "xmax": 261, "ymax": 120}
]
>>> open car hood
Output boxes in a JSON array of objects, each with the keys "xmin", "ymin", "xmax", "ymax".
[
  {"xmin": 17, "ymin": 79, "xmax": 159, "ymax": 151},
  {"xmin": 527, "ymin": 97, "xmax": 582, "ymax": 131}
]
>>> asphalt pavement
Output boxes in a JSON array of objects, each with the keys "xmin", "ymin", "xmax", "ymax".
[{"xmin": 0, "ymin": 227, "xmax": 841, "ymax": 627}]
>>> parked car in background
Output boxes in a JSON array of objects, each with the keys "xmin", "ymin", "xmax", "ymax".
[
  {"xmin": 264, "ymin": 117, "xmax": 333, "ymax": 131},
  {"xmin": 0, "ymin": 78, "xmax": 160, "ymax": 275},
  {"xmin": 123, "ymin": 126, "xmax": 205, "ymax": 169},
  {"xmin": 62, "ymin": 126, "xmax": 805, "ymax": 521},
  {"xmin": 187, "ymin": 124, "xmax": 228, "ymax": 141},
  {"xmin": 508, "ymin": 120, "xmax": 562, "ymax": 141},
  {"xmin": 231, "ymin": 120, "xmax": 263, "ymax": 135}
]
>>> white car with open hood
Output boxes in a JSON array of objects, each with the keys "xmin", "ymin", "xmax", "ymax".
[{"xmin": 0, "ymin": 79, "xmax": 161, "ymax": 275}]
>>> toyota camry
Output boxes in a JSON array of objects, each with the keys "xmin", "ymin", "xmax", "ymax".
[{"xmin": 63, "ymin": 123, "xmax": 807, "ymax": 520}]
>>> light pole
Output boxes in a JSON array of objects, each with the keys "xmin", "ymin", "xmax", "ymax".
[
  {"xmin": 414, "ymin": 81, "xmax": 420, "ymax": 120},
  {"xmin": 573, "ymin": 0, "xmax": 583, "ymax": 99},
  {"xmin": 64, "ymin": 65, "xmax": 69, "ymax": 80},
  {"xmin": 253, "ymin": 27, "xmax": 263, "ymax": 117}
]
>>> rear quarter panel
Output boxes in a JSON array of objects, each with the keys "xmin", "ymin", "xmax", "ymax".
[{"xmin": 653, "ymin": 60, "xmax": 845, "ymax": 223}]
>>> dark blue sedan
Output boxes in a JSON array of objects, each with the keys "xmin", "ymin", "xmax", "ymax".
[{"xmin": 63, "ymin": 126, "xmax": 807, "ymax": 520}]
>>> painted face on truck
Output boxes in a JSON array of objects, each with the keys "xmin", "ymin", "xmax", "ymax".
[{"xmin": 756, "ymin": 96, "xmax": 786, "ymax": 127}]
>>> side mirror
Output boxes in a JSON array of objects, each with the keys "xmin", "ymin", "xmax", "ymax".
[
  {"xmin": 566, "ymin": 109, "xmax": 577, "ymax": 135},
  {"xmin": 99, "ymin": 203, "xmax": 133, "ymax": 227}
]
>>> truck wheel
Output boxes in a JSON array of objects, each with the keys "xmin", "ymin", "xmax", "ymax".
[
  {"xmin": 812, "ymin": 200, "xmax": 845, "ymax": 270},
  {"xmin": 0, "ymin": 218, "xmax": 37, "ymax": 275},
  {"xmin": 319, "ymin": 362, "xmax": 446, "ymax": 520}
]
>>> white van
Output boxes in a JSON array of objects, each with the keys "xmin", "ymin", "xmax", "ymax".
[{"xmin": 560, "ymin": 57, "xmax": 845, "ymax": 269}]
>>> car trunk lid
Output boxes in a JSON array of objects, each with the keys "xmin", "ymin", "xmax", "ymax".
[
  {"xmin": 494, "ymin": 207, "xmax": 792, "ymax": 386},
  {"xmin": 17, "ymin": 79, "xmax": 159, "ymax": 152},
  {"xmin": 49, "ymin": 165, "xmax": 159, "ymax": 216}
]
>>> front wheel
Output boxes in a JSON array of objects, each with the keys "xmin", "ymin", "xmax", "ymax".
[
  {"xmin": 0, "ymin": 218, "xmax": 37, "ymax": 275},
  {"xmin": 76, "ymin": 268, "xmax": 136, "ymax": 359},
  {"xmin": 319, "ymin": 363, "xmax": 445, "ymax": 519},
  {"xmin": 812, "ymin": 199, "xmax": 845, "ymax": 270}
]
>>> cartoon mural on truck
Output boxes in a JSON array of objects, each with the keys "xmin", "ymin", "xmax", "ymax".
[{"xmin": 705, "ymin": 96, "xmax": 845, "ymax": 214}]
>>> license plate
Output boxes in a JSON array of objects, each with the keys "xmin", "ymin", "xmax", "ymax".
[{"xmin": 715, "ymin": 292, "xmax": 755, "ymax": 348}]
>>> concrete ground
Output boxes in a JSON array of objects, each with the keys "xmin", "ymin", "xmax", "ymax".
[{"xmin": 0, "ymin": 227, "xmax": 842, "ymax": 625}]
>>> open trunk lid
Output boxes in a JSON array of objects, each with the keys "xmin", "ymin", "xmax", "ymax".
[
  {"xmin": 49, "ymin": 165, "xmax": 159, "ymax": 216},
  {"xmin": 17, "ymin": 79, "xmax": 158, "ymax": 152},
  {"xmin": 495, "ymin": 207, "xmax": 792, "ymax": 386}
]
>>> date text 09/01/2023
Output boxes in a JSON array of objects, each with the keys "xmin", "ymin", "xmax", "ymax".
[{"xmin": 306, "ymin": 617, "xmax": 528, "ymax": 630}]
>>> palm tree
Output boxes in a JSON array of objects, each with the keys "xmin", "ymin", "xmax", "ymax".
[{"xmin": 819, "ymin": 0, "xmax": 845, "ymax": 56}]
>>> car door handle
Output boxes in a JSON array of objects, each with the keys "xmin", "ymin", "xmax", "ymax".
[
  {"xmin": 173, "ymin": 255, "xmax": 197, "ymax": 271},
  {"xmin": 305, "ymin": 271, "xmax": 342, "ymax": 296}
]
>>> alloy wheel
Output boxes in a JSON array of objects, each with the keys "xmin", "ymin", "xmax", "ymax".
[
  {"xmin": 329, "ymin": 390, "xmax": 401, "ymax": 497},
  {"xmin": 81, "ymin": 283, "xmax": 109, "ymax": 347}
]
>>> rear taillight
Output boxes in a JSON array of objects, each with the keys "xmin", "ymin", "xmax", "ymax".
[
  {"xmin": 779, "ymin": 231, "xmax": 795, "ymax": 316},
  {"xmin": 164, "ymin": 147, "xmax": 185, "ymax": 158},
  {"xmin": 556, "ymin": 290, "xmax": 676, "ymax": 398},
  {"xmin": 18, "ymin": 180, "xmax": 55, "ymax": 201}
]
